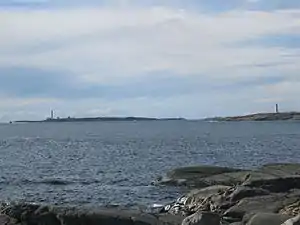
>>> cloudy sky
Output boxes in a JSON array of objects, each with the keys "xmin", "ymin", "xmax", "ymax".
[{"xmin": 0, "ymin": 0, "xmax": 299, "ymax": 121}]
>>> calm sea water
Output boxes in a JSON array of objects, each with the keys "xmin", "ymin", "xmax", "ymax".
[{"xmin": 0, "ymin": 121, "xmax": 299, "ymax": 207}]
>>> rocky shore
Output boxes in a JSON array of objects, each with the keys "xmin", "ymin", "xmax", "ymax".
[
  {"xmin": 155, "ymin": 163, "xmax": 300, "ymax": 225},
  {"xmin": 2, "ymin": 163, "xmax": 300, "ymax": 225}
]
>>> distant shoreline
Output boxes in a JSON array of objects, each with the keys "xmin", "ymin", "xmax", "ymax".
[
  {"xmin": 11, "ymin": 112, "xmax": 300, "ymax": 123},
  {"xmin": 13, "ymin": 117, "xmax": 186, "ymax": 123},
  {"xmin": 205, "ymin": 112, "xmax": 300, "ymax": 121}
]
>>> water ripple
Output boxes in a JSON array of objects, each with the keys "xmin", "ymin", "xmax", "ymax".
[{"xmin": 0, "ymin": 121, "xmax": 300, "ymax": 207}]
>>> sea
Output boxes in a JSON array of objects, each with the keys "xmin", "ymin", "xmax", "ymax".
[{"xmin": 0, "ymin": 120, "xmax": 299, "ymax": 208}]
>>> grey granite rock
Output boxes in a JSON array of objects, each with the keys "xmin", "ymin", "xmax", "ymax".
[
  {"xmin": 0, "ymin": 214, "xmax": 18, "ymax": 225},
  {"xmin": 158, "ymin": 214, "xmax": 184, "ymax": 225},
  {"xmin": 157, "ymin": 163, "xmax": 300, "ymax": 225},
  {"xmin": 1, "ymin": 203, "xmax": 182, "ymax": 225},
  {"xmin": 182, "ymin": 212, "xmax": 220, "ymax": 225},
  {"xmin": 156, "ymin": 163, "xmax": 300, "ymax": 192},
  {"xmin": 281, "ymin": 215, "xmax": 300, "ymax": 225},
  {"xmin": 156, "ymin": 166, "xmax": 243, "ymax": 187},
  {"xmin": 228, "ymin": 186, "xmax": 269, "ymax": 202},
  {"xmin": 245, "ymin": 213, "xmax": 291, "ymax": 225},
  {"xmin": 224, "ymin": 193, "xmax": 286, "ymax": 219}
]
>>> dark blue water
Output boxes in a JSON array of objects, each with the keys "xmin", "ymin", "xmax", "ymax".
[{"xmin": 0, "ymin": 121, "xmax": 300, "ymax": 207}]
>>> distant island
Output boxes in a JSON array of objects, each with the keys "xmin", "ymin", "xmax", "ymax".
[
  {"xmin": 14, "ymin": 116, "xmax": 186, "ymax": 123},
  {"xmin": 205, "ymin": 112, "xmax": 300, "ymax": 121},
  {"xmin": 13, "ymin": 113, "xmax": 300, "ymax": 123}
]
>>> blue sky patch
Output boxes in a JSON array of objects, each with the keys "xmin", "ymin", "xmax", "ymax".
[
  {"xmin": 1, "ymin": 0, "xmax": 299, "ymax": 11},
  {"xmin": 236, "ymin": 34, "xmax": 300, "ymax": 49}
]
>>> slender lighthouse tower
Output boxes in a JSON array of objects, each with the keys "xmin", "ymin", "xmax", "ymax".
[
  {"xmin": 51, "ymin": 110, "xmax": 54, "ymax": 119},
  {"xmin": 275, "ymin": 104, "xmax": 279, "ymax": 113}
]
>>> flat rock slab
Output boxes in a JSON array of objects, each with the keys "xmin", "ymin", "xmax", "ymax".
[
  {"xmin": 224, "ymin": 193, "xmax": 287, "ymax": 219},
  {"xmin": 167, "ymin": 166, "xmax": 242, "ymax": 179},
  {"xmin": 246, "ymin": 213, "xmax": 291, "ymax": 225},
  {"xmin": 157, "ymin": 163, "xmax": 300, "ymax": 193},
  {"xmin": 157, "ymin": 166, "xmax": 243, "ymax": 187},
  {"xmin": 259, "ymin": 164, "xmax": 300, "ymax": 177}
]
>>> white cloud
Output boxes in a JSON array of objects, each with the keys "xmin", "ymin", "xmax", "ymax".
[
  {"xmin": 0, "ymin": 5, "xmax": 299, "ymax": 120},
  {"xmin": 0, "ymin": 7, "xmax": 299, "ymax": 82}
]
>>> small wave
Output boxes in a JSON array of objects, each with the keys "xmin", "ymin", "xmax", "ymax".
[
  {"xmin": 151, "ymin": 203, "xmax": 164, "ymax": 208},
  {"xmin": 205, "ymin": 120, "xmax": 220, "ymax": 123}
]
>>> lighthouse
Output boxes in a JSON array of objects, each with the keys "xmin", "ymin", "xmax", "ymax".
[
  {"xmin": 275, "ymin": 104, "xmax": 279, "ymax": 113},
  {"xmin": 51, "ymin": 110, "xmax": 54, "ymax": 119}
]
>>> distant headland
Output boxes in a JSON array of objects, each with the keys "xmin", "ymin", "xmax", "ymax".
[
  {"xmin": 205, "ymin": 112, "xmax": 300, "ymax": 121},
  {"xmin": 205, "ymin": 104, "xmax": 300, "ymax": 121}
]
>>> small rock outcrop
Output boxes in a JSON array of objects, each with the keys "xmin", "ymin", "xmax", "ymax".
[
  {"xmin": 282, "ymin": 215, "xmax": 300, "ymax": 225},
  {"xmin": 280, "ymin": 201, "xmax": 300, "ymax": 216},
  {"xmin": 182, "ymin": 212, "xmax": 220, "ymax": 225},
  {"xmin": 206, "ymin": 112, "xmax": 300, "ymax": 121}
]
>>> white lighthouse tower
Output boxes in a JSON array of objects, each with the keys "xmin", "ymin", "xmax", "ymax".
[{"xmin": 51, "ymin": 110, "xmax": 54, "ymax": 119}]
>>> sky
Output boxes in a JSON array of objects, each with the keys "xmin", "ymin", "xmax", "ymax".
[{"xmin": 0, "ymin": 0, "xmax": 299, "ymax": 121}]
